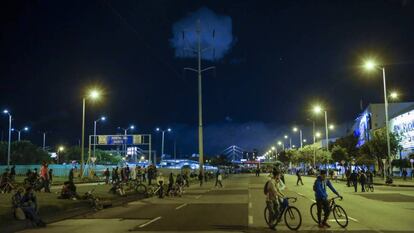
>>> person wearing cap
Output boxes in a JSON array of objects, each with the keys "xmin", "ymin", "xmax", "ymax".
[{"xmin": 313, "ymin": 170, "xmax": 342, "ymax": 228}]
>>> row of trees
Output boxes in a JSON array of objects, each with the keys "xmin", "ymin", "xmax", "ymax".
[
  {"xmin": 0, "ymin": 141, "xmax": 122, "ymax": 165},
  {"xmin": 276, "ymin": 128, "xmax": 406, "ymax": 173}
]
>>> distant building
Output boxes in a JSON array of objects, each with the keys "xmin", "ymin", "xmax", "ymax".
[
  {"xmin": 353, "ymin": 102, "xmax": 414, "ymax": 147},
  {"xmin": 390, "ymin": 106, "xmax": 414, "ymax": 159}
]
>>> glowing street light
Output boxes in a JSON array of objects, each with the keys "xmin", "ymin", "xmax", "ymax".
[
  {"xmin": 362, "ymin": 58, "xmax": 392, "ymax": 180},
  {"xmin": 292, "ymin": 126, "xmax": 303, "ymax": 148},
  {"xmin": 315, "ymin": 132, "xmax": 322, "ymax": 138},
  {"xmin": 277, "ymin": 141, "xmax": 285, "ymax": 151},
  {"xmin": 2, "ymin": 109, "xmax": 12, "ymax": 167},
  {"xmin": 81, "ymin": 88, "xmax": 102, "ymax": 177},
  {"xmin": 284, "ymin": 135, "xmax": 292, "ymax": 149},
  {"xmin": 271, "ymin": 146, "xmax": 276, "ymax": 151},
  {"xmin": 12, "ymin": 126, "xmax": 29, "ymax": 141},
  {"xmin": 329, "ymin": 124, "xmax": 335, "ymax": 130},
  {"xmin": 313, "ymin": 104, "xmax": 329, "ymax": 152},
  {"xmin": 389, "ymin": 91, "xmax": 398, "ymax": 100},
  {"xmin": 57, "ymin": 145, "xmax": 65, "ymax": 164}
]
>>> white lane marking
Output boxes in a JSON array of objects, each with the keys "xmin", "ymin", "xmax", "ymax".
[
  {"xmin": 195, "ymin": 195, "xmax": 202, "ymax": 199},
  {"xmin": 348, "ymin": 216, "xmax": 359, "ymax": 222},
  {"xmin": 248, "ymin": 215, "xmax": 253, "ymax": 225},
  {"xmin": 248, "ymin": 202, "xmax": 252, "ymax": 208},
  {"xmin": 297, "ymin": 192, "xmax": 305, "ymax": 197},
  {"xmin": 175, "ymin": 203, "xmax": 187, "ymax": 210},
  {"xmin": 139, "ymin": 216, "xmax": 162, "ymax": 228},
  {"xmin": 311, "ymin": 199, "xmax": 316, "ymax": 203}
]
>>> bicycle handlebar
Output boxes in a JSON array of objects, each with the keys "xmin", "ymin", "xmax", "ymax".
[
  {"xmin": 331, "ymin": 196, "xmax": 343, "ymax": 201},
  {"xmin": 285, "ymin": 197, "xmax": 298, "ymax": 203}
]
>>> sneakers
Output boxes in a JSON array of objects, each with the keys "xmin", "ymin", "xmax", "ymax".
[{"xmin": 323, "ymin": 221, "xmax": 331, "ymax": 228}]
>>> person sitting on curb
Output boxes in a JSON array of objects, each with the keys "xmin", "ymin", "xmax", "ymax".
[
  {"xmin": 58, "ymin": 181, "xmax": 79, "ymax": 200},
  {"xmin": 12, "ymin": 186, "xmax": 46, "ymax": 227}
]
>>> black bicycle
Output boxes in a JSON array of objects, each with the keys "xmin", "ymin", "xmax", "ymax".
[
  {"xmin": 126, "ymin": 179, "xmax": 147, "ymax": 195},
  {"xmin": 365, "ymin": 182, "xmax": 374, "ymax": 192},
  {"xmin": 264, "ymin": 197, "xmax": 302, "ymax": 231},
  {"xmin": 82, "ymin": 189, "xmax": 103, "ymax": 210},
  {"xmin": 310, "ymin": 196, "xmax": 348, "ymax": 228}
]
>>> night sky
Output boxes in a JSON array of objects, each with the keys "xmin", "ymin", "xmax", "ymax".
[{"xmin": 1, "ymin": 0, "xmax": 414, "ymax": 156}]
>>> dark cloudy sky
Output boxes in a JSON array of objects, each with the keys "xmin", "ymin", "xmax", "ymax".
[{"xmin": 1, "ymin": 0, "xmax": 414, "ymax": 156}]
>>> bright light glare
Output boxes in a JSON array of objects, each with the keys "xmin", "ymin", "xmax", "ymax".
[
  {"xmin": 364, "ymin": 60, "xmax": 376, "ymax": 70},
  {"xmin": 292, "ymin": 145, "xmax": 296, "ymax": 148},
  {"xmin": 390, "ymin": 92, "xmax": 398, "ymax": 99},
  {"xmin": 271, "ymin": 146, "xmax": 275, "ymax": 151},
  {"xmin": 329, "ymin": 124, "xmax": 335, "ymax": 130},
  {"xmin": 313, "ymin": 105, "xmax": 322, "ymax": 114},
  {"xmin": 23, "ymin": 127, "xmax": 29, "ymax": 131},
  {"xmin": 167, "ymin": 128, "xmax": 172, "ymax": 132},
  {"xmin": 156, "ymin": 127, "xmax": 160, "ymax": 131},
  {"xmin": 130, "ymin": 125, "xmax": 135, "ymax": 130},
  {"xmin": 315, "ymin": 132, "xmax": 321, "ymax": 138},
  {"xmin": 303, "ymin": 139, "xmax": 307, "ymax": 142},
  {"xmin": 101, "ymin": 116, "xmax": 106, "ymax": 121},
  {"xmin": 3, "ymin": 109, "xmax": 9, "ymax": 114},
  {"xmin": 284, "ymin": 135, "xmax": 288, "ymax": 139},
  {"xmin": 88, "ymin": 89, "xmax": 100, "ymax": 99},
  {"xmin": 293, "ymin": 127, "xmax": 298, "ymax": 132},
  {"xmin": 58, "ymin": 146, "xmax": 65, "ymax": 152},
  {"xmin": 277, "ymin": 141, "xmax": 282, "ymax": 145}
]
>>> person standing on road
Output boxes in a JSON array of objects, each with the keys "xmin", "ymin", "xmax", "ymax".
[
  {"xmin": 345, "ymin": 169, "xmax": 351, "ymax": 187},
  {"xmin": 40, "ymin": 162, "xmax": 50, "ymax": 193},
  {"xmin": 296, "ymin": 169, "xmax": 304, "ymax": 186},
  {"xmin": 360, "ymin": 170, "xmax": 367, "ymax": 192},
  {"xmin": 216, "ymin": 172, "xmax": 223, "ymax": 188},
  {"xmin": 198, "ymin": 171, "xmax": 203, "ymax": 187},
  {"xmin": 104, "ymin": 168, "xmax": 110, "ymax": 184},
  {"xmin": 48, "ymin": 169, "xmax": 53, "ymax": 185},
  {"xmin": 264, "ymin": 170, "xmax": 285, "ymax": 229},
  {"xmin": 10, "ymin": 165, "xmax": 16, "ymax": 182},
  {"xmin": 167, "ymin": 172, "xmax": 174, "ymax": 195},
  {"xmin": 313, "ymin": 170, "xmax": 342, "ymax": 228},
  {"xmin": 402, "ymin": 169, "xmax": 408, "ymax": 181},
  {"xmin": 350, "ymin": 170, "xmax": 358, "ymax": 192},
  {"xmin": 156, "ymin": 172, "xmax": 165, "ymax": 198},
  {"xmin": 69, "ymin": 168, "xmax": 74, "ymax": 183}
]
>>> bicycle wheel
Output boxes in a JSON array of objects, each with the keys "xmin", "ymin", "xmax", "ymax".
[
  {"xmin": 264, "ymin": 206, "xmax": 277, "ymax": 229},
  {"xmin": 146, "ymin": 186, "xmax": 156, "ymax": 197},
  {"xmin": 333, "ymin": 205, "xmax": 348, "ymax": 228},
  {"xmin": 135, "ymin": 184, "xmax": 147, "ymax": 195},
  {"xmin": 370, "ymin": 185, "xmax": 374, "ymax": 192},
  {"xmin": 310, "ymin": 203, "xmax": 318, "ymax": 223},
  {"xmin": 284, "ymin": 206, "xmax": 302, "ymax": 231}
]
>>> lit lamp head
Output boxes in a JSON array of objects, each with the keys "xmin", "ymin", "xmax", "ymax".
[
  {"xmin": 390, "ymin": 92, "xmax": 398, "ymax": 100},
  {"xmin": 271, "ymin": 146, "xmax": 275, "ymax": 151},
  {"xmin": 284, "ymin": 135, "xmax": 288, "ymax": 139},
  {"xmin": 100, "ymin": 116, "xmax": 106, "ymax": 121},
  {"xmin": 293, "ymin": 127, "xmax": 298, "ymax": 132},
  {"xmin": 303, "ymin": 139, "xmax": 307, "ymax": 143},
  {"xmin": 156, "ymin": 127, "xmax": 160, "ymax": 132},
  {"xmin": 313, "ymin": 105, "xmax": 322, "ymax": 114},
  {"xmin": 23, "ymin": 127, "xmax": 29, "ymax": 131},
  {"xmin": 315, "ymin": 132, "xmax": 321, "ymax": 138},
  {"xmin": 58, "ymin": 146, "xmax": 65, "ymax": 152},
  {"xmin": 277, "ymin": 141, "xmax": 282, "ymax": 145},
  {"xmin": 364, "ymin": 60, "xmax": 377, "ymax": 71},
  {"xmin": 130, "ymin": 125, "xmax": 135, "ymax": 130},
  {"xmin": 329, "ymin": 124, "xmax": 335, "ymax": 130},
  {"xmin": 167, "ymin": 128, "xmax": 172, "ymax": 132},
  {"xmin": 88, "ymin": 89, "xmax": 101, "ymax": 100},
  {"xmin": 3, "ymin": 109, "xmax": 9, "ymax": 114}
]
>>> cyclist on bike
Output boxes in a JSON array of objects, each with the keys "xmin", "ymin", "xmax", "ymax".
[
  {"xmin": 265, "ymin": 170, "xmax": 285, "ymax": 229},
  {"xmin": 313, "ymin": 170, "xmax": 342, "ymax": 228}
]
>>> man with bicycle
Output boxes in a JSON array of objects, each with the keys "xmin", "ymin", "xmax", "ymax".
[
  {"xmin": 265, "ymin": 170, "xmax": 285, "ymax": 229},
  {"xmin": 313, "ymin": 170, "xmax": 342, "ymax": 228}
]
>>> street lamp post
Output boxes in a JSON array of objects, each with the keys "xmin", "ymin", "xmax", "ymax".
[
  {"xmin": 284, "ymin": 135, "xmax": 291, "ymax": 149},
  {"xmin": 93, "ymin": 116, "xmax": 106, "ymax": 159},
  {"xmin": 293, "ymin": 127, "xmax": 303, "ymax": 149},
  {"xmin": 364, "ymin": 60, "xmax": 392, "ymax": 180},
  {"xmin": 3, "ymin": 110, "xmax": 12, "ymax": 167},
  {"xmin": 156, "ymin": 128, "xmax": 172, "ymax": 158},
  {"xmin": 120, "ymin": 125, "xmax": 135, "ymax": 158},
  {"xmin": 13, "ymin": 127, "xmax": 29, "ymax": 141},
  {"xmin": 80, "ymin": 89, "xmax": 101, "ymax": 177}
]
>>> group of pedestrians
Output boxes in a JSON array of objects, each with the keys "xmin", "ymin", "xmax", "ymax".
[{"xmin": 346, "ymin": 169, "xmax": 373, "ymax": 192}]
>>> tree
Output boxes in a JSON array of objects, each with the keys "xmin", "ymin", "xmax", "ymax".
[
  {"xmin": 332, "ymin": 134, "xmax": 359, "ymax": 158},
  {"xmin": 0, "ymin": 141, "xmax": 51, "ymax": 164},
  {"xmin": 95, "ymin": 150, "xmax": 122, "ymax": 164},
  {"xmin": 331, "ymin": 145, "xmax": 349, "ymax": 163},
  {"xmin": 210, "ymin": 154, "xmax": 231, "ymax": 166},
  {"xmin": 360, "ymin": 127, "xmax": 402, "ymax": 174}
]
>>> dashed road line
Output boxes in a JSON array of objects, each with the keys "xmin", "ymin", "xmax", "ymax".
[
  {"xmin": 138, "ymin": 216, "xmax": 162, "ymax": 228},
  {"xmin": 248, "ymin": 215, "xmax": 253, "ymax": 225},
  {"xmin": 175, "ymin": 203, "xmax": 187, "ymax": 210},
  {"xmin": 195, "ymin": 195, "xmax": 202, "ymax": 199},
  {"xmin": 248, "ymin": 202, "xmax": 252, "ymax": 208},
  {"xmin": 348, "ymin": 216, "xmax": 359, "ymax": 222}
]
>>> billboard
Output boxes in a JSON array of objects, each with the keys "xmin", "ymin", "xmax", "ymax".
[
  {"xmin": 354, "ymin": 111, "xmax": 371, "ymax": 147},
  {"xmin": 390, "ymin": 109, "xmax": 414, "ymax": 150},
  {"xmin": 97, "ymin": 135, "xmax": 142, "ymax": 145}
]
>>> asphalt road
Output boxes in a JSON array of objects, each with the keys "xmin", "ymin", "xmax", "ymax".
[{"xmin": 18, "ymin": 174, "xmax": 414, "ymax": 233}]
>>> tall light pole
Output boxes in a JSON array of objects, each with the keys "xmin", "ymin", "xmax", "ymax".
[
  {"xmin": 364, "ymin": 60, "xmax": 392, "ymax": 179},
  {"xmin": 277, "ymin": 141, "xmax": 284, "ymax": 151},
  {"xmin": 156, "ymin": 127, "xmax": 172, "ymax": 158},
  {"xmin": 93, "ymin": 116, "xmax": 106, "ymax": 158},
  {"xmin": 284, "ymin": 135, "xmax": 291, "ymax": 149},
  {"xmin": 13, "ymin": 126, "xmax": 29, "ymax": 141},
  {"xmin": 313, "ymin": 105, "xmax": 329, "ymax": 151},
  {"xmin": 3, "ymin": 110, "xmax": 12, "ymax": 167},
  {"xmin": 42, "ymin": 132, "xmax": 47, "ymax": 150},
  {"xmin": 81, "ymin": 89, "xmax": 101, "ymax": 177},
  {"xmin": 293, "ymin": 127, "xmax": 303, "ymax": 149},
  {"xmin": 183, "ymin": 20, "xmax": 216, "ymax": 177},
  {"xmin": 119, "ymin": 125, "xmax": 135, "ymax": 158}
]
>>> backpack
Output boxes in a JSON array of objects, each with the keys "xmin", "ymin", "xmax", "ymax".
[{"xmin": 263, "ymin": 180, "xmax": 271, "ymax": 195}]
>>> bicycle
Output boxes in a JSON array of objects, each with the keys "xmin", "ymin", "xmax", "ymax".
[
  {"xmin": 82, "ymin": 189, "xmax": 103, "ymax": 210},
  {"xmin": 310, "ymin": 196, "xmax": 348, "ymax": 228},
  {"xmin": 146, "ymin": 183, "xmax": 167, "ymax": 198},
  {"xmin": 264, "ymin": 197, "xmax": 302, "ymax": 231},
  {"xmin": 126, "ymin": 179, "xmax": 147, "ymax": 195},
  {"xmin": 365, "ymin": 182, "xmax": 374, "ymax": 192},
  {"xmin": 0, "ymin": 181, "xmax": 16, "ymax": 193}
]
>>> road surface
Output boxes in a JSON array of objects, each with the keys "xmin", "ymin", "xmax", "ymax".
[{"xmin": 18, "ymin": 174, "xmax": 414, "ymax": 233}]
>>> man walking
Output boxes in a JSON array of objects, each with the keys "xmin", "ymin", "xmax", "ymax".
[
  {"xmin": 296, "ymin": 169, "xmax": 304, "ymax": 186},
  {"xmin": 313, "ymin": 170, "xmax": 342, "ymax": 228},
  {"xmin": 360, "ymin": 170, "xmax": 367, "ymax": 192},
  {"xmin": 350, "ymin": 170, "xmax": 359, "ymax": 192}
]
